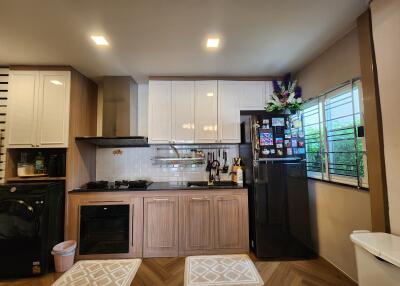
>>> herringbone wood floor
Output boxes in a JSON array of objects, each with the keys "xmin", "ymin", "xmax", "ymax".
[{"xmin": 0, "ymin": 254, "xmax": 356, "ymax": 286}]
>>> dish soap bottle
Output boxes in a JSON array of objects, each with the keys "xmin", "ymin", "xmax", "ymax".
[
  {"xmin": 35, "ymin": 152, "xmax": 45, "ymax": 174},
  {"xmin": 236, "ymin": 165, "xmax": 243, "ymax": 186}
]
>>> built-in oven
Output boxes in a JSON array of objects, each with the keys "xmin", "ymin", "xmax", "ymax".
[{"xmin": 79, "ymin": 204, "xmax": 130, "ymax": 255}]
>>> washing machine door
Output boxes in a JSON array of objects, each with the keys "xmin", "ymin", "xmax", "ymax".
[
  {"xmin": 0, "ymin": 198, "xmax": 42, "ymax": 277},
  {"xmin": 0, "ymin": 199, "xmax": 38, "ymax": 239}
]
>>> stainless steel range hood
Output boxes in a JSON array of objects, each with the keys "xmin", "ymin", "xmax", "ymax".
[{"xmin": 76, "ymin": 76, "xmax": 149, "ymax": 147}]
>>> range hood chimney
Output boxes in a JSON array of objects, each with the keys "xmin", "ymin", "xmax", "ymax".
[
  {"xmin": 102, "ymin": 76, "xmax": 138, "ymax": 136},
  {"xmin": 76, "ymin": 76, "xmax": 149, "ymax": 147}
]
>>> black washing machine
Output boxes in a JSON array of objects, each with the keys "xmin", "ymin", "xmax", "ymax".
[{"xmin": 0, "ymin": 182, "xmax": 64, "ymax": 278}]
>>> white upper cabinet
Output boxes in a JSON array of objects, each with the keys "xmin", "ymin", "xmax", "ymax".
[
  {"xmin": 148, "ymin": 81, "xmax": 172, "ymax": 144},
  {"xmin": 37, "ymin": 71, "xmax": 71, "ymax": 147},
  {"xmin": 239, "ymin": 81, "xmax": 267, "ymax": 110},
  {"xmin": 265, "ymin": 81, "xmax": 273, "ymax": 104},
  {"xmin": 218, "ymin": 81, "xmax": 241, "ymax": 143},
  {"xmin": 7, "ymin": 71, "xmax": 39, "ymax": 148},
  {"xmin": 6, "ymin": 70, "xmax": 70, "ymax": 148},
  {"xmin": 194, "ymin": 81, "xmax": 218, "ymax": 143},
  {"xmin": 171, "ymin": 81, "xmax": 195, "ymax": 143},
  {"xmin": 147, "ymin": 80, "xmax": 273, "ymax": 144}
]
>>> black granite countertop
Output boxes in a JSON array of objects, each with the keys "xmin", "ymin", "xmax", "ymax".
[
  {"xmin": 147, "ymin": 181, "xmax": 245, "ymax": 191},
  {"xmin": 71, "ymin": 181, "xmax": 246, "ymax": 193}
]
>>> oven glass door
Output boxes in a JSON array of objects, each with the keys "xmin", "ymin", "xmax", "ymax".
[{"xmin": 79, "ymin": 204, "xmax": 130, "ymax": 255}]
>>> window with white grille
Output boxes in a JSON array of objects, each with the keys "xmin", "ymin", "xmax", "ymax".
[{"xmin": 302, "ymin": 79, "xmax": 368, "ymax": 189}]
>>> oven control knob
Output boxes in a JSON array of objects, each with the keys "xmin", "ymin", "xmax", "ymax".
[{"xmin": 10, "ymin": 187, "xmax": 16, "ymax": 193}]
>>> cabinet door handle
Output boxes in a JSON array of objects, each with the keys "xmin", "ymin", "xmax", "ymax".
[
  {"xmin": 153, "ymin": 198, "xmax": 169, "ymax": 201},
  {"xmin": 87, "ymin": 200, "xmax": 124, "ymax": 203},
  {"xmin": 191, "ymin": 197, "xmax": 207, "ymax": 200},
  {"xmin": 131, "ymin": 205, "xmax": 136, "ymax": 247},
  {"xmin": 217, "ymin": 198, "xmax": 235, "ymax": 201}
]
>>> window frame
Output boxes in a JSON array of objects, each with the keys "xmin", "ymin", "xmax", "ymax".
[{"xmin": 301, "ymin": 79, "xmax": 368, "ymax": 189}]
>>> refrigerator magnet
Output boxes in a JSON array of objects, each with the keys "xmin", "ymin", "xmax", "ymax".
[
  {"xmin": 298, "ymin": 141, "xmax": 305, "ymax": 147},
  {"xmin": 270, "ymin": 149, "xmax": 276, "ymax": 154},
  {"xmin": 275, "ymin": 137, "xmax": 283, "ymax": 144},
  {"xmin": 298, "ymin": 131, "xmax": 305, "ymax": 138},
  {"xmin": 277, "ymin": 149, "xmax": 284, "ymax": 156},
  {"xmin": 284, "ymin": 140, "xmax": 291, "ymax": 147},
  {"xmin": 260, "ymin": 131, "xmax": 272, "ymax": 138},
  {"xmin": 286, "ymin": 148, "xmax": 293, "ymax": 155},
  {"xmin": 275, "ymin": 126, "xmax": 285, "ymax": 134},
  {"xmin": 285, "ymin": 134, "xmax": 291, "ymax": 139},
  {"xmin": 276, "ymin": 143, "xmax": 283, "ymax": 148},
  {"xmin": 272, "ymin": 117, "xmax": 285, "ymax": 127},
  {"xmin": 292, "ymin": 139, "xmax": 298, "ymax": 147},
  {"xmin": 297, "ymin": 148, "xmax": 306, "ymax": 154},
  {"xmin": 294, "ymin": 120, "xmax": 302, "ymax": 128},
  {"xmin": 261, "ymin": 149, "xmax": 270, "ymax": 155},
  {"xmin": 262, "ymin": 119, "xmax": 270, "ymax": 124}
]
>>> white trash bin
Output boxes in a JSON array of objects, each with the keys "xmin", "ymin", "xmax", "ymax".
[
  {"xmin": 351, "ymin": 230, "xmax": 400, "ymax": 286},
  {"xmin": 51, "ymin": 240, "xmax": 77, "ymax": 272}
]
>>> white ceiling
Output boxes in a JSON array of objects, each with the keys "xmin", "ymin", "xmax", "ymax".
[{"xmin": 0, "ymin": 0, "xmax": 368, "ymax": 83}]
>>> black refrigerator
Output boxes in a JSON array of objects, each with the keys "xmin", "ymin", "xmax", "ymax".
[{"xmin": 239, "ymin": 112, "xmax": 313, "ymax": 259}]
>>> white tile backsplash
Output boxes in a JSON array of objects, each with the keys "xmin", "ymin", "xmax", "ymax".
[{"xmin": 96, "ymin": 145, "xmax": 239, "ymax": 182}]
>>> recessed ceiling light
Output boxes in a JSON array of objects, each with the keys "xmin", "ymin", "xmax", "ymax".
[
  {"xmin": 207, "ymin": 38, "xmax": 220, "ymax": 48},
  {"xmin": 50, "ymin": 80, "xmax": 63, "ymax": 85},
  {"xmin": 207, "ymin": 92, "xmax": 214, "ymax": 97},
  {"xmin": 91, "ymin": 35, "xmax": 109, "ymax": 46}
]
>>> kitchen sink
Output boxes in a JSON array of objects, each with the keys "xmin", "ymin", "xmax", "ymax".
[{"xmin": 186, "ymin": 181, "xmax": 237, "ymax": 188}]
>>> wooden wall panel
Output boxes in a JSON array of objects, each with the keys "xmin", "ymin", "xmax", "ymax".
[
  {"xmin": 65, "ymin": 69, "xmax": 97, "ymax": 192},
  {"xmin": 64, "ymin": 69, "xmax": 97, "ymax": 239},
  {"xmin": 357, "ymin": 10, "xmax": 390, "ymax": 232}
]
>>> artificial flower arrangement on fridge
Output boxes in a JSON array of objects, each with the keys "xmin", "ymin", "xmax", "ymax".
[{"xmin": 265, "ymin": 74, "xmax": 303, "ymax": 113}]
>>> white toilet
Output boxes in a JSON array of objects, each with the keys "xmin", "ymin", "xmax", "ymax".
[{"xmin": 351, "ymin": 231, "xmax": 400, "ymax": 286}]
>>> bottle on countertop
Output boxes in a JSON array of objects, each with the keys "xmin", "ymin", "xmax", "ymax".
[
  {"xmin": 236, "ymin": 165, "xmax": 243, "ymax": 186},
  {"xmin": 35, "ymin": 152, "xmax": 45, "ymax": 174}
]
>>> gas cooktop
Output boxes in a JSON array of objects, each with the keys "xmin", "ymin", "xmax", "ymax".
[{"xmin": 78, "ymin": 180, "xmax": 152, "ymax": 192}]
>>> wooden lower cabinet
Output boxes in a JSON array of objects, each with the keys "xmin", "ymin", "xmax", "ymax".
[
  {"xmin": 179, "ymin": 195, "xmax": 214, "ymax": 255},
  {"xmin": 179, "ymin": 192, "xmax": 249, "ymax": 256},
  {"xmin": 67, "ymin": 189, "xmax": 249, "ymax": 259},
  {"xmin": 214, "ymin": 194, "xmax": 249, "ymax": 252},
  {"xmin": 143, "ymin": 196, "xmax": 179, "ymax": 257}
]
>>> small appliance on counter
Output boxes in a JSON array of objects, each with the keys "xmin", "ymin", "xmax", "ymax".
[
  {"xmin": 17, "ymin": 152, "xmax": 37, "ymax": 177},
  {"xmin": 17, "ymin": 162, "xmax": 35, "ymax": 177},
  {"xmin": 47, "ymin": 153, "xmax": 66, "ymax": 177}
]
